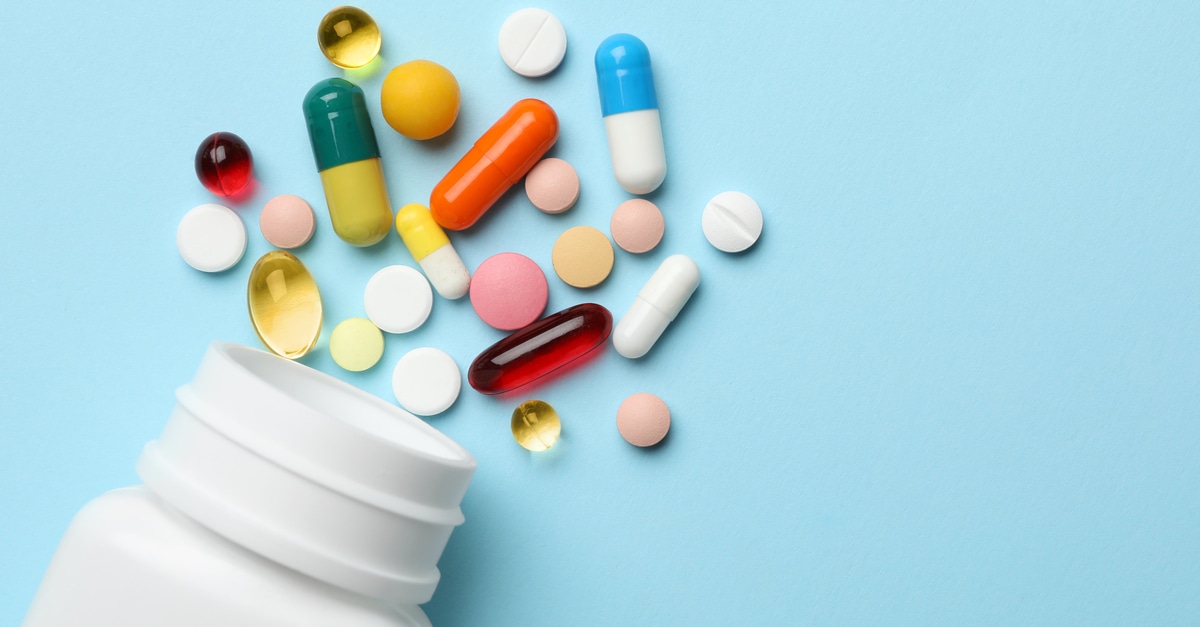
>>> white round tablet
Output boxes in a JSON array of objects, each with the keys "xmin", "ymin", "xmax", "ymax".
[
  {"xmin": 702, "ymin": 191, "xmax": 763, "ymax": 253},
  {"xmin": 364, "ymin": 265, "xmax": 433, "ymax": 333},
  {"xmin": 498, "ymin": 8, "xmax": 567, "ymax": 78},
  {"xmin": 176, "ymin": 203, "xmax": 247, "ymax": 272},
  {"xmin": 392, "ymin": 347, "xmax": 462, "ymax": 416}
]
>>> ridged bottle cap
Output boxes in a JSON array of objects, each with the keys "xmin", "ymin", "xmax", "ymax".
[{"xmin": 138, "ymin": 342, "xmax": 476, "ymax": 605}]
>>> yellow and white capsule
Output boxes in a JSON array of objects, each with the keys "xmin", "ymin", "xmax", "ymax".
[{"xmin": 395, "ymin": 203, "xmax": 471, "ymax": 299}]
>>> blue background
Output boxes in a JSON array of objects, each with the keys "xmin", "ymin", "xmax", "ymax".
[{"xmin": 2, "ymin": 0, "xmax": 1198, "ymax": 624}]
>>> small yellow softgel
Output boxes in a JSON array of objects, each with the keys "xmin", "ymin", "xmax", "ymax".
[
  {"xmin": 511, "ymin": 400, "xmax": 561, "ymax": 452},
  {"xmin": 329, "ymin": 318, "xmax": 384, "ymax": 372},
  {"xmin": 317, "ymin": 6, "xmax": 382, "ymax": 69},
  {"xmin": 380, "ymin": 60, "xmax": 461, "ymax": 140}
]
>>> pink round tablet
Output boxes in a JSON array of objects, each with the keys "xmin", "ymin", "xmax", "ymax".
[
  {"xmin": 260, "ymin": 194, "xmax": 315, "ymax": 249},
  {"xmin": 610, "ymin": 199, "xmax": 665, "ymax": 254},
  {"xmin": 525, "ymin": 157, "xmax": 580, "ymax": 214},
  {"xmin": 616, "ymin": 392, "xmax": 671, "ymax": 447},
  {"xmin": 470, "ymin": 252, "xmax": 549, "ymax": 330}
]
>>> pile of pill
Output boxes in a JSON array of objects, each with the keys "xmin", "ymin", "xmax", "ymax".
[{"xmin": 173, "ymin": 6, "xmax": 765, "ymax": 451}]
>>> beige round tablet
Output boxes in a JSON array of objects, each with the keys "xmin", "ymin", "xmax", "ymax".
[
  {"xmin": 525, "ymin": 158, "xmax": 580, "ymax": 214},
  {"xmin": 551, "ymin": 226, "xmax": 614, "ymax": 288},
  {"xmin": 616, "ymin": 392, "xmax": 670, "ymax": 447},
  {"xmin": 610, "ymin": 198, "xmax": 664, "ymax": 254},
  {"xmin": 260, "ymin": 194, "xmax": 315, "ymax": 249}
]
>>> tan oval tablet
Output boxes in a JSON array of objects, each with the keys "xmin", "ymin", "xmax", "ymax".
[{"xmin": 551, "ymin": 226, "xmax": 614, "ymax": 288}]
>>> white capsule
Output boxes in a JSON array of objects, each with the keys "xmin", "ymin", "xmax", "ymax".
[{"xmin": 613, "ymin": 254, "xmax": 700, "ymax": 359}]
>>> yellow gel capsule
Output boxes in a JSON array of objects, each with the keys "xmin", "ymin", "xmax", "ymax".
[
  {"xmin": 247, "ymin": 251, "xmax": 322, "ymax": 359},
  {"xmin": 329, "ymin": 318, "xmax": 384, "ymax": 372},
  {"xmin": 317, "ymin": 6, "xmax": 381, "ymax": 69},
  {"xmin": 511, "ymin": 400, "xmax": 561, "ymax": 452}
]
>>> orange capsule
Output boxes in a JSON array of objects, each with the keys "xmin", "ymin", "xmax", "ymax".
[{"xmin": 430, "ymin": 99, "xmax": 559, "ymax": 230}]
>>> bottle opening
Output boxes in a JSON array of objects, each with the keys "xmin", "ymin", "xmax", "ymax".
[{"xmin": 225, "ymin": 343, "xmax": 469, "ymax": 464}]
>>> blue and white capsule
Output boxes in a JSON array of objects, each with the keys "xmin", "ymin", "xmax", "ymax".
[{"xmin": 595, "ymin": 34, "xmax": 666, "ymax": 195}]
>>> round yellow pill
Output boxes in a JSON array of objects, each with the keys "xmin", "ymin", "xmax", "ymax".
[
  {"xmin": 551, "ymin": 226, "xmax": 615, "ymax": 288},
  {"xmin": 329, "ymin": 317, "xmax": 384, "ymax": 372},
  {"xmin": 380, "ymin": 60, "xmax": 461, "ymax": 140}
]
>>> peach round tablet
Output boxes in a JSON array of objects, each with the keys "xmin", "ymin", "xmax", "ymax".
[
  {"xmin": 470, "ymin": 252, "xmax": 548, "ymax": 330},
  {"xmin": 610, "ymin": 198, "xmax": 664, "ymax": 254},
  {"xmin": 259, "ymin": 194, "xmax": 316, "ymax": 249},
  {"xmin": 616, "ymin": 392, "xmax": 670, "ymax": 447},
  {"xmin": 525, "ymin": 157, "xmax": 579, "ymax": 214},
  {"xmin": 552, "ymin": 226, "xmax": 614, "ymax": 288}
]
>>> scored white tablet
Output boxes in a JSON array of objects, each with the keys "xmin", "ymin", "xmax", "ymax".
[{"xmin": 498, "ymin": 8, "xmax": 567, "ymax": 78}]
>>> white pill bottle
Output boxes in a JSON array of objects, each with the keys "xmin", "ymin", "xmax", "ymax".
[{"xmin": 23, "ymin": 342, "xmax": 476, "ymax": 627}]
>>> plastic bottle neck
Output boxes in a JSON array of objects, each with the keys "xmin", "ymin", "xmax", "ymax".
[{"xmin": 136, "ymin": 342, "xmax": 476, "ymax": 606}]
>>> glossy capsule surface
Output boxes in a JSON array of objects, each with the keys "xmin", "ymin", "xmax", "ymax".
[
  {"xmin": 317, "ymin": 6, "xmax": 381, "ymax": 69},
  {"xmin": 596, "ymin": 34, "xmax": 666, "ymax": 195},
  {"xmin": 195, "ymin": 132, "xmax": 253, "ymax": 197},
  {"xmin": 469, "ymin": 303, "xmax": 612, "ymax": 395},
  {"xmin": 613, "ymin": 254, "xmax": 699, "ymax": 359},
  {"xmin": 395, "ymin": 203, "xmax": 470, "ymax": 300},
  {"xmin": 511, "ymin": 400, "xmax": 561, "ymax": 452},
  {"xmin": 247, "ymin": 251, "xmax": 323, "ymax": 359},
  {"xmin": 304, "ymin": 78, "xmax": 393, "ymax": 246},
  {"xmin": 430, "ymin": 99, "xmax": 558, "ymax": 230}
]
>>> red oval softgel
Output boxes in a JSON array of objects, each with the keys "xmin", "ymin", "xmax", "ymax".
[
  {"xmin": 468, "ymin": 303, "xmax": 612, "ymax": 395},
  {"xmin": 195, "ymin": 132, "xmax": 253, "ymax": 197}
]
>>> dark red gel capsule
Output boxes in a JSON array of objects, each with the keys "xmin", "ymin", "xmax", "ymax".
[
  {"xmin": 195, "ymin": 132, "xmax": 253, "ymax": 197},
  {"xmin": 469, "ymin": 303, "xmax": 612, "ymax": 395}
]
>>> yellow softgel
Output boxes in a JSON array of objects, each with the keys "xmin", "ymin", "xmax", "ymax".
[
  {"xmin": 380, "ymin": 60, "xmax": 461, "ymax": 140},
  {"xmin": 317, "ymin": 6, "xmax": 381, "ymax": 69},
  {"xmin": 329, "ymin": 318, "xmax": 384, "ymax": 372},
  {"xmin": 247, "ymin": 251, "xmax": 323, "ymax": 360},
  {"xmin": 511, "ymin": 400, "xmax": 561, "ymax": 452}
]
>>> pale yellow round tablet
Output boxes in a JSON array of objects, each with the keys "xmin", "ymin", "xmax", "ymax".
[
  {"xmin": 551, "ymin": 226, "xmax": 614, "ymax": 288},
  {"xmin": 329, "ymin": 317, "xmax": 385, "ymax": 372}
]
